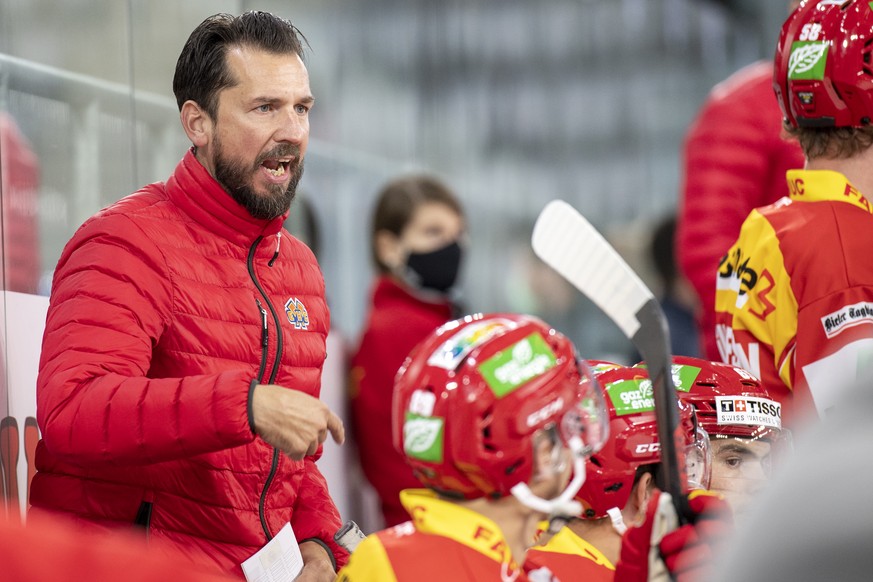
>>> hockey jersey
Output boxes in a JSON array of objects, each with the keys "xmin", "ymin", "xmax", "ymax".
[
  {"xmin": 714, "ymin": 169, "xmax": 873, "ymax": 425},
  {"xmin": 336, "ymin": 489, "xmax": 559, "ymax": 581},
  {"xmin": 525, "ymin": 525, "xmax": 615, "ymax": 581}
]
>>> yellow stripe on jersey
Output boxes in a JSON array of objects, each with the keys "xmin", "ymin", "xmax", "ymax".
[{"xmin": 534, "ymin": 525, "xmax": 615, "ymax": 570}]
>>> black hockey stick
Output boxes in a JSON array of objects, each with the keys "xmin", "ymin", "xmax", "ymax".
[{"xmin": 531, "ymin": 200, "xmax": 690, "ymax": 523}]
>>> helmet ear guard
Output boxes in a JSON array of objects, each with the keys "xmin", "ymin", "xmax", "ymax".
[
  {"xmin": 392, "ymin": 313, "xmax": 609, "ymax": 512},
  {"xmin": 774, "ymin": 0, "xmax": 873, "ymax": 129}
]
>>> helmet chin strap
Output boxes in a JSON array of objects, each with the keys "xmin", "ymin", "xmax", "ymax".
[
  {"xmin": 509, "ymin": 435, "xmax": 587, "ymax": 523},
  {"xmin": 606, "ymin": 506, "xmax": 628, "ymax": 535}
]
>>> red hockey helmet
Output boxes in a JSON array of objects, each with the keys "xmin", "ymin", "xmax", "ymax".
[
  {"xmin": 774, "ymin": 0, "xmax": 873, "ymax": 128},
  {"xmin": 576, "ymin": 364, "xmax": 709, "ymax": 519},
  {"xmin": 393, "ymin": 313, "xmax": 609, "ymax": 504},
  {"xmin": 671, "ymin": 356, "xmax": 788, "ymax": 444}
]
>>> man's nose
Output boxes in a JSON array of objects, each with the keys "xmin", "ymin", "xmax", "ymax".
[{"xmin": 275, "ymin": 108, "xmax": 308, "ymax": 144}]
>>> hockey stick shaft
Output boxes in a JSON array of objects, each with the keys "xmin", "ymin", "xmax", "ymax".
[{"xmin": 531, "ymin": 200, "xmax": 689, "ymax": 522}]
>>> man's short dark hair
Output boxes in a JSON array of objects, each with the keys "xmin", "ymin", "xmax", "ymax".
[{"xmin": 173, "ymin": 11, "xmax": 307, "ymax": 120}]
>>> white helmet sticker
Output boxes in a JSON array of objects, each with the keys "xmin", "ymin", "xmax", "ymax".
[{"xmin": 715, "ymin": 396, "xmax": 782, "ymax": 429}]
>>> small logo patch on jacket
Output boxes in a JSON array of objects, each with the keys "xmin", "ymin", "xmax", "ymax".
[{"xmin": 285, "ymin": 297, "xmax": 310, "ymax": 330}]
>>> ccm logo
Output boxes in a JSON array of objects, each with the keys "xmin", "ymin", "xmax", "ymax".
[
  {"xmin": 635, "ymin": 443, "xmax": 660, "ymax": 454},
  {"xmin": 526, "ymin": 398, "xmax": 564, "ymax": 427}
]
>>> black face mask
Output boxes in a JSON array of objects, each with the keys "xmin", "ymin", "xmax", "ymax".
[{"xmin": 404, "ymin": 240, "xmax": 463, "ymax": 293}]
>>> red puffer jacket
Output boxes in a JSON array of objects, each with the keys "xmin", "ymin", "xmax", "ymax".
[
  {"xmin": 677, "ymin": 61, "xmax": 804, "ymax": 360},
  {"xmin": 30, "ymin": 150, "xmax": 347, "ymax": 576},
  {"xmin": 350, "ymin": 276, "xmax": 454, "ymax": 528}
]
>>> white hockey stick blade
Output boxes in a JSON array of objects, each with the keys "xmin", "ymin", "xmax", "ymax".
[
  {"xmin": 532, "ymin": 200, "xmax": 690, "ymax": 522},
  {"xmin": 532, "ymin": 200, "xmax": 653, "ymax": 338}
]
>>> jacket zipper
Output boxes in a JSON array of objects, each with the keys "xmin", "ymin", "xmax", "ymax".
[
  {"xmin": 248, "ymin": 235, "xmax": 284, "ymax": 541},
  {"xmin": 256, "ymin": 299, "xmax": 268, "ymax": 381}
]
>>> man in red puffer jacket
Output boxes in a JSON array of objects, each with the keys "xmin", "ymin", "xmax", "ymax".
[
  {"xmin": 30, "ymin": 12, "xmax": 346, "ymax": 581},
  {"xmin": 676, "ymin": 57, "xmax": 804, "ymax": 361}
]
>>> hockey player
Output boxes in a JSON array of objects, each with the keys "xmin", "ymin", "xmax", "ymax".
[
  {"xmin": 336, "ymin": 313, "xmax": 609, "ymax": 581},
  {"xmin": 671, "ymin": 356, "xmax": 791, "ymax": 520},
  {"xmin": 525, "ymin": 363, "xmax": 711, "ymax": 581},
  {"xmin": 613, "ymin": 357, "xmax": 791, "ymax": 582},
  {"xmin": 715, "ymin": 0, "xmax": 873, "ymax": 426}
]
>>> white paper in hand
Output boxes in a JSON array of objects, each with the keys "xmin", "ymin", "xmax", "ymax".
[{"xmin": 241, "ymin": 522, "xmax": 303, "ymax": 582}]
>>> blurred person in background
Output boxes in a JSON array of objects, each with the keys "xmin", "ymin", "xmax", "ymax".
[
  {"xmin": 0, "ymin": 111, "xmax": 41, "ymax": 520},
  {"xmin": 676, "ymin": 1, "xmax": 804, "ymax": 361},
  {"xmin": 525, "ymin": 362, "xmax": 711, "ymax": 581},
  {"xmin": 339, "ymin": 313, "xmax": 609, "ymax": 581},
  {"xmin": 349, "ymin": 174, "xmax": 466, "ymax": 528},
  {"xmin": 29, "ymin": 11, "xmax": 346, "ymax": 580},
  {"xmin": 0, "ymin": 111, "xmax": 41, "ymax": 294},
  {"xmin": 637, "ymin": 215, "xmax": 702, "ymax": 361},
  {"xmin": 716, "ymin": 0, "xmax": 873, "ymax": 426}
]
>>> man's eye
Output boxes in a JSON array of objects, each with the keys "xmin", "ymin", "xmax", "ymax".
[
  {"xmin": 257, "ymin": 104, "xmax": 272, "ymax": 113},
  {"xmin": 724, "ymin": 456, "xmax": 742, "ymax": 468},
  {"xmin": 295, "ymin": 104, "xmax": 309, "ymax": 114}
]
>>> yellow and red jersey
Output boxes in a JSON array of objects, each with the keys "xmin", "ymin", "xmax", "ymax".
[
  {"xmin": 715, "ymin": 169, "xmax": 873, "ymax": 425},
  {"xmin": 337, "ymin": 489, "xmax": 559, "ymax": 581},
  {"xmin": 525, "ymin": 525, "xmax": 615, "ymax": 582}
]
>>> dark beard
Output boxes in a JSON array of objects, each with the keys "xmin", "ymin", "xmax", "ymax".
[{"xmin": 212, "ymin": 137, "xmax": 304, "ymax": 220}]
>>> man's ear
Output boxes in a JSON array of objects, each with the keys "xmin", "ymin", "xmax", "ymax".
[
  {"xmin": 180, "ymin": 100, "xmax": 211, "ymax": 149},
  {"xmin": 627, "ymin": 471, "xmax": 655, "ymax": 524}
]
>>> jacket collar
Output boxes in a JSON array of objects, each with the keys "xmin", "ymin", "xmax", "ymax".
[{"xmin": 165, "ymin": 148, "xmax": 288, "ymax": 247}]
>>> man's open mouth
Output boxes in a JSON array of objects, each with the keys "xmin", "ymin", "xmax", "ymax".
[{"xmin": 261, "ymin": 158, "xmax": 292, "ymax": 177}]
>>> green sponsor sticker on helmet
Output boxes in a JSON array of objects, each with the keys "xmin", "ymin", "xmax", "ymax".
[
  {"xmin": 788, "ymin": 41, "xmax": 829, "ymax": 80},
  {"xmin": 478, "ymin": 332, "xmax": 557, "ymax": 398},
  {"xmin": 403, "ymin": 413, "xmax": 444, "ymax": 463},
  {"xmin": 672, "ymin": 364, "xmax": 702, "ymax": 393},
  {"xmin": 633, "ymin": 363, "xmax": 702, "ymax": 393},
  {"xmin": 607, "ymin": 378, "xmax": 655, "ymax": 416}
]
